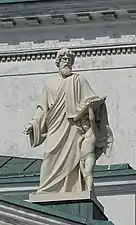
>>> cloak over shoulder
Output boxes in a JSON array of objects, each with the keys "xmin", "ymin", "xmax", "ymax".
[{"xmin": 28, "ymin": 74, "xmax": 113, "ymax": 192}]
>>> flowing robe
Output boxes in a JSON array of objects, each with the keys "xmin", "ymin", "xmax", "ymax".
[{"xmin": 29, "ymin": 73, "xmax": 113, "ymax": 193}]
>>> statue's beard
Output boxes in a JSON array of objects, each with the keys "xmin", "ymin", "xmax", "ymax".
[{"xmin": 60, "ymin": 66, "xmax": 72, "ymax": 78}]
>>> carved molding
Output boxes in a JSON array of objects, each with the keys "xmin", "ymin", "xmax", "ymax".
[
  {"xmin": 1, "ymin": 0, "xmax": 136, "ymax": 18},
  {"xmin": 1, "ymin": 35, "xmax": 136, "ymax": 51},
  {"xmin": 0, "ymin": 178, "xmax": 136, "ymax": 198},
  {"xmin": 0, "ymin": 9, "xmax": 136, "ymax": 29},
  {"xmin": 0, "ymin": 36, "xmax": 136, "ymax": 63}
]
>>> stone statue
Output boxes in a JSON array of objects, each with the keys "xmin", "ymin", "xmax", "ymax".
[{"xmin": 23, "ymin": 48, "xmax": 113, "ymax": 194}]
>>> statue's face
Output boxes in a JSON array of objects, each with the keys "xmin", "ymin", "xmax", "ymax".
[
  {"xmin": 59, "ymin": 54, "xmax": 72, "ymax": 78},
  {"xmin": 81, "ymin": 116, "xmax": 90, "ymax": 132}
]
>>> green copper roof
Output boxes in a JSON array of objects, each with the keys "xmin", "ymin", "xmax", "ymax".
[
  {"xmin": 0, "ymin": 194, "xmax": 87, "ymax": 224},
  {"xmin": 0, "ymin": 156, "xmax": 41, "ymax": 174},
  {"xmin": 0, "ymin": 155, "xmax": 135, "ymax": 185},
  {"xmin": 0, "ymin": 194, "xmax": 114, "ymax": 225},
  {"xmin": 0, "ymin": 155, "xmax": 133, "ymax": 176}
]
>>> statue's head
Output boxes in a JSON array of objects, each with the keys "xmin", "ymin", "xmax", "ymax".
[{"xmin": 55, "ymin": 48, "xmax": 75, "ymax": 78}]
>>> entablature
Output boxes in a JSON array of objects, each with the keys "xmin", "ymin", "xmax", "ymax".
[{"xmin": 0, "ymin": 38, "xmax": 135, "ymax": 62}]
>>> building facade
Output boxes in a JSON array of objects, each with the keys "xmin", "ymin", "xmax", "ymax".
[{"xmin": 0, "ymin": 0, "xmax": 136, "ymax": 224}]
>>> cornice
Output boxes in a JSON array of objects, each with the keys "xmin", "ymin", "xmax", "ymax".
[
  {"xmin": 0, "ymin": 0, "xmax": 136, "ymax": 20},
  {"xmin": 0, "ymin": 37, "xmax": 136, "ymax": 63},
  {"xmin": 96, "ymin": 183, "xmax": 136, "ymax": 196},
  {"xmin": 0, "ymin": 9, "xmax": 136, "ymax": 29},
  {"xmin": 0, "ymin": 179, "xmax": 136, "ymax": 199}
]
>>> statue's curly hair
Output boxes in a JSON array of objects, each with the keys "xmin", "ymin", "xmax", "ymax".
[{"xmin": 55, "ymin": 48, "xmax": 75, "ymax": 68}]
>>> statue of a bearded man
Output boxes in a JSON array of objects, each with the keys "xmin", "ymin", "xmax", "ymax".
[{"xmin": 24, "ymin": 48, "xmax": 113, "ymax": 194}]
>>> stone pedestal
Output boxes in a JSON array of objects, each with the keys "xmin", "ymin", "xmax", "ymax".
[{"xmin": 29, "ymin": 191, "xmax": 112, "ymax": 224}]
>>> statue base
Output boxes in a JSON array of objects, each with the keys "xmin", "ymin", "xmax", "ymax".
[{"xmin": 29, "ymin": 191, "xmax": 108, "ymax": 222}]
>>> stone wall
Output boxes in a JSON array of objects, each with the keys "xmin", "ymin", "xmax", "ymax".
[
  {"xmin": 1, "ymin": 43, "xmax": 136, "ymax": 169},
  {"xmin": 98, "ymin": 194, "xmax": 136, "ymax": 225}
]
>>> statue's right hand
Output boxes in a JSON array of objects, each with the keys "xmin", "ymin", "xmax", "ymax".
[{"xmin": 23, "ymin": 123, "xmax": 33, "ymax": 135}]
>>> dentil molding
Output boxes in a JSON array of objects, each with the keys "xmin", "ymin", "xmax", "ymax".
[{"xmin": 0, "ymin": 36, "xmax": 136, "ymax": 63}]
